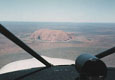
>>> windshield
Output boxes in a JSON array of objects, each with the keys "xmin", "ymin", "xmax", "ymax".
[{"xmin": 0, "ymin": 0, "xmax": 115, "ymax": 74}]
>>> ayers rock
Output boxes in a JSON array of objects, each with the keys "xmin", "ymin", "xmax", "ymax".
[{"xmin": 31, "ymin": 29, "xmax": 75, "ymax": 42}]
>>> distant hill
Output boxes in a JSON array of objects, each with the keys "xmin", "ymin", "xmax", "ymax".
[{"xmin": 31, "ymin": 29, "xmax": 75, "ymax": 42}]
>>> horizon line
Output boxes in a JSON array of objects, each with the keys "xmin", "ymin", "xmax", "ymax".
[{"xmin": 0, "ymin": 21, "xmax": 115, "ymax": 23}]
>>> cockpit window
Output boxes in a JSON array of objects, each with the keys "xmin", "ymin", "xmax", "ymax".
[
  {"xmin": 0, "ymin": 0, "xmax": 115, "ymax": 74},
  {"xmin": 0, "ymin": 22, "xmax": 115, "ymax": 74}
]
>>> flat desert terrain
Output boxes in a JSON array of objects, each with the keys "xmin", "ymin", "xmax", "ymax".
[{"xmin": 0, "ymin": 22, "xmax": 115, "ymax": 69}]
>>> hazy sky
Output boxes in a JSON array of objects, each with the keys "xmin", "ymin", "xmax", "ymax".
[{"xmin": 0, "ymin": 0, "xmax": 115, "ymax": 22}]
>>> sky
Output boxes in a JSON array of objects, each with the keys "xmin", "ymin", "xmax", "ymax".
[{"xmin": 0, "ymin": 0, "xmax": 115, "ymax": 22}]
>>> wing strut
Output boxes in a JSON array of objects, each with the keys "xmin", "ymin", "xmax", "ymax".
[
  {"xmin": 0, "ymin": 24, "xmax": 52, "ymax": 67},
  {"xmin": 96, "ymin": 47, "xmax": 115, "ymax": 59}
]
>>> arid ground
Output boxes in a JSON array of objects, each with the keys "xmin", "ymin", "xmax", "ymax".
[{"xmin": 0, "ymin": 22, "xmax": 115, "ymax": 69}]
